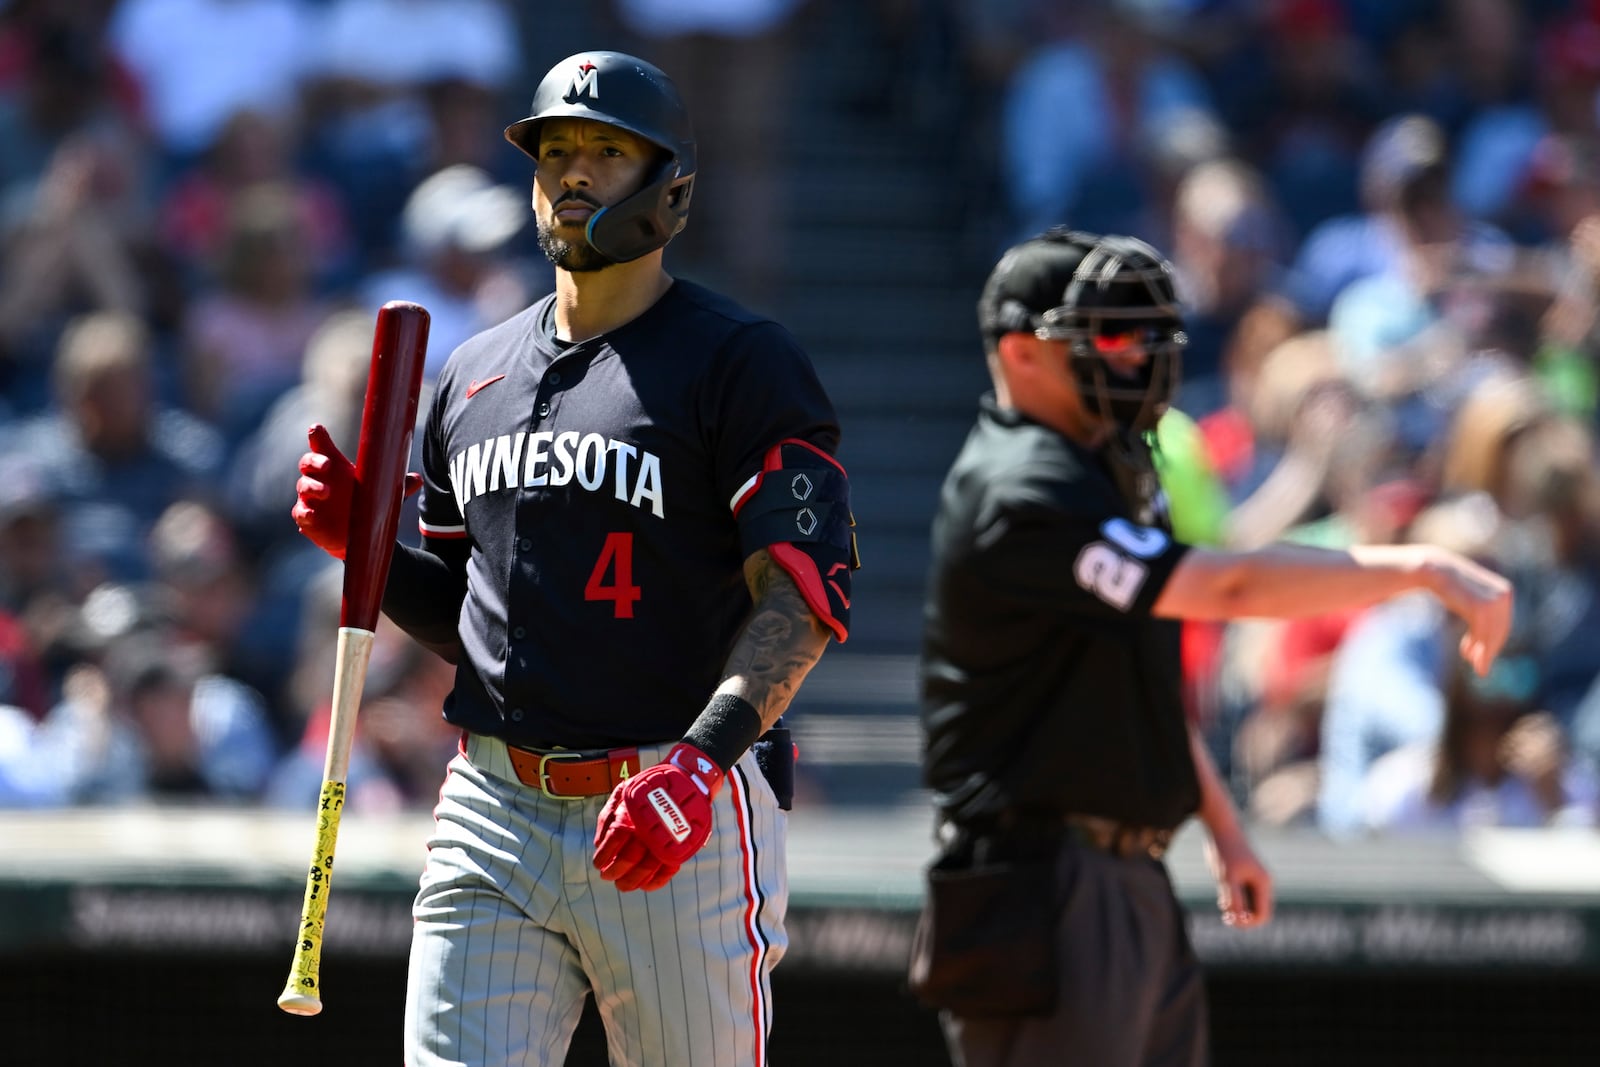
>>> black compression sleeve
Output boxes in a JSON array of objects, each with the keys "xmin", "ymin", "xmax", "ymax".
[
  {"xmin": 682, "ymin": 693, "xmax": 764, "ymax": 773},
  {"xmin": 380, "ymin": 539, "xmax": 469, "ymax": 652}
]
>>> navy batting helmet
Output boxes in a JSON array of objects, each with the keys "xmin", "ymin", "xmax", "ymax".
[
  {"xmin": 504, "ymin": 51, "xmax": 696, "ymax": 263},
  {"xmin": 1035, "ymin": 235, "xmax": 1186, "ymax": 435}
]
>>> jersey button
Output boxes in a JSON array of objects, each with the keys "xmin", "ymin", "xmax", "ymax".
[
  {"xmin": 547, "ymin": 371, "xmax": 562, "ymax": 386},
  {"xmin": 518, "ymin": 537, "xmax": 532, "ymax": 551},
  {"xmin": 510, "ymin": 708, "xmax": 524, "ymax": 722},
  {"xmin": 537, "ymin": 401, "xmax": 550, "ymax": 417},
  {"xmin": 512, "ymin": 626, "xmax": 526, "ymax": 639}
]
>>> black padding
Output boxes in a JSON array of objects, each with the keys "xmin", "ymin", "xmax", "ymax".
[
  {"xmin": 736, "ymin": 464, "xmax": 852, "ymax": 556},
  {"xmin": 752, "ymin": 721, "xmax": 796, "ymax": 810}
]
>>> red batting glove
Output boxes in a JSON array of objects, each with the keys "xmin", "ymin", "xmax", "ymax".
[
  {"xmin": 292, "ymin": 424, "xmax": 421, "ymax": 560},
  {"xmin": 593, "ymin": 743, "xmax": 724, "ymax": 892}
]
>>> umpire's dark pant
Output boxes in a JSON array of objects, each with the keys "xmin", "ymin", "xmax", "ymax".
[{"xmin": 941, "ymin": 839, "xmax": 1207, "ymax": 1067}]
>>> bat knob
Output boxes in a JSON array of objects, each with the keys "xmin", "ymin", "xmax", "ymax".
[{"xmin": 277, "ymin": 986, "xmax": 325, "ymax": 1017}]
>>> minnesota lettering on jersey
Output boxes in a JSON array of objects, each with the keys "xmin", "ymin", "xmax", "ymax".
[{"xmin": 449, "ymin": 431, "xmax": 665, "ymax": 517}]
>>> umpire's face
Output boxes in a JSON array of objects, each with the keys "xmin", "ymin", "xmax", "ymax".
[
  {"xmin": 532, "ymin": 117, "xmax": 659, "ymax": 272},
  {"xmin": 995, "ymin": 331, "xmax": 1091, "ymax": 442},
  {"xmin": 1084, "ymin": 328, "xmax": 1155, "ymax": 381},
  {"xmin": 1000, "ymin": 329, "xmax": 1152, "ymax": 447}
]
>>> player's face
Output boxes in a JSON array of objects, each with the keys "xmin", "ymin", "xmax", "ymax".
[{"xmin": 533, "ymin": 118, "xmax": 659, "ymax": 271}]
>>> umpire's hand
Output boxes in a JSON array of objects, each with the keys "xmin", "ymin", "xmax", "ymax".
[
  {"xmin": 1422, "ymin": 547, "xmax": 1514, "ymax": 680},
  {"xmin": 1205, "ymin": 831, "xmax": 1274, "ymax": 929}
]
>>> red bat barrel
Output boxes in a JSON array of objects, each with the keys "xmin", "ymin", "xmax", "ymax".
[{"xmin": 340, "ymin": 301, "xmax": 430, "ymax": 630}]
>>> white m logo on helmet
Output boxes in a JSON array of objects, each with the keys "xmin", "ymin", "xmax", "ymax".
[{"xmin": 568, "ymin": 61, "xmax": 599, "ymax": 100}]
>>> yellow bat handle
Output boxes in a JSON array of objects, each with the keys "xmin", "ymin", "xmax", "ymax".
[
  {"xmin": 277, "ymin": 625, "xmax": 373, "ymax": 1016},
  {"xmin": 277, "ymin": 779, "xmax": 347, "ymax": 1015}
]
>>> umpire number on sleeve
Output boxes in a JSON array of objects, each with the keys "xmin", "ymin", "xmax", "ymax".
[
  {"xmin": 1072, "ymin": 519, "xmax": 1168, "ymax": 611},
  {"xmin": 1101, "ymin": 517, "xmax": 1169, "ymax": 558}
]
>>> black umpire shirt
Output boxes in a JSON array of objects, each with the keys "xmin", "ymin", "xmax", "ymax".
[
  {"xmin": 413, "ymin": 280, "xmax": 838, "ymax": 749},
  {"xmin": 920, "ymin": 396, "xmax": 1200, "ymax": 830}
]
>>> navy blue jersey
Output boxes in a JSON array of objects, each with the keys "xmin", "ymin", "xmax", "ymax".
[{"xmin": 415, "ymin": 280, "xmax": 839, "ymax": 748}]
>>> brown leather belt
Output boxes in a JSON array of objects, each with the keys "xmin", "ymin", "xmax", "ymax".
[
  {"xmin": 1064, "ymin": 813, "xmax": 1173, "ymax": 860},
  {"xmin": 503, "ymin": 744, "xmax": 646, "ymax": 800}
]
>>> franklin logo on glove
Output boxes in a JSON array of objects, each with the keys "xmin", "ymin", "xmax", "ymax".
[{"xmin": 647, "ymin": 789, "xmax": 691, "ymax": 842}]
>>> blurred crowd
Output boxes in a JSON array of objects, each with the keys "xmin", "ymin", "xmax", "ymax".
[
  {"xmin": 0, "ymin": 0, "xmax": 1598, "ymax": 842},
  {"xmin": 957, "ymin": 0, "xmax": 1600, "ymax": 839},
  {"xmin": 0, "ymin": 0, "xmax": 548, "ymax": 813}
]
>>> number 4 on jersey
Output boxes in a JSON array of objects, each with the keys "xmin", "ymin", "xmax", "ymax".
[{"xmin": 585, "ymin": 532, "xmax": 642, "ymax": 618}]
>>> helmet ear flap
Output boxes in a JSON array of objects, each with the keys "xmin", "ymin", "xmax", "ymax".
[
  {"xmin": 666, "ymin": 174, "xmax": 694, "ymax": 212},
  {"xmin": 576, "ymin": 143, "xmax": 695, "ymax": 262}
]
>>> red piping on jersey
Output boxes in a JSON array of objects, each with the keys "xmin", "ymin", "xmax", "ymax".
[
  {"xmin": 729, "ymin": 768, "xmax": 769, "ymax": 1067},
  {"xmin": 419, "ymin": 521, "xmax": 468, "ymax": 540},
  {"xmin": 731, "ymin": 438, "xmax": 850, "ymax": 643},
  {"xmin": 729, "ymin": 438, "xmax": 847, "ymax": 516}
]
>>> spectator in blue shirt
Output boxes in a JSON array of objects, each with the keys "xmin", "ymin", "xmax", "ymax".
[{"xmin": 0, "ymin": 311, "xmax": 224, "ymax": 586}]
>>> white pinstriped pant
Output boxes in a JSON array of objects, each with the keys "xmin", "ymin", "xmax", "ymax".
[{"xmin": 404, "ymin": 737, "xmax": 789, "ymax": 1067}]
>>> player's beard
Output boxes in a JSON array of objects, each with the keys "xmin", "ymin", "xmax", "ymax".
[{"xmin": 537, "ymin": 220, "xmax": 613, "ymax": 273}]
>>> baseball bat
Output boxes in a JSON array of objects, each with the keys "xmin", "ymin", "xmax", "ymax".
[{"xmin": 278, "ymin": 301, "xmax": 430, "ymax": 1017}]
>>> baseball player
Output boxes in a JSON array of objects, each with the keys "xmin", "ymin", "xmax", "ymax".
[
  {"xmin": 292, "ymin": 51, "xmax": 857, "ymax": 1067},
  {"xmin": 910, "ymin": 229, "xmax": 1513, "ymax": 1066}
]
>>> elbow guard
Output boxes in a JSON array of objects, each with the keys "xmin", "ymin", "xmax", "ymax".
[{"xmin": 731, "ymin": 439, "xmax": 860, "ymax": 641}]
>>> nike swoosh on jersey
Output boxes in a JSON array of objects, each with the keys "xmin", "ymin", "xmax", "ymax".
[{"xmin": 465, "ymin": 374, "xmax": 507, "ymax": 398}]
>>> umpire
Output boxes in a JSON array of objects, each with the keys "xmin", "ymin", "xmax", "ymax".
[{"xmin": 910, "ymin": 229, "xmax": 1514, "ymax": 1066}]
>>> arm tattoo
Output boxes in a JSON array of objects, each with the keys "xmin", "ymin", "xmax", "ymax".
[{"xmin": 719, "ymin": 549, "xmax": 831, "ymax": 729}]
